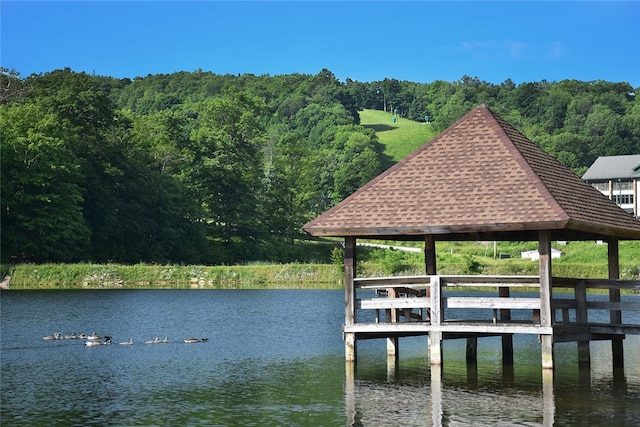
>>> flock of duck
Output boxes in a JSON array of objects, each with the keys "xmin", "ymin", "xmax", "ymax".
[{"xmin": 43, "ymin": 332, "xmax": 208, "ymax": 346}]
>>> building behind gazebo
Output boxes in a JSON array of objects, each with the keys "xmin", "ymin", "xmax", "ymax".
[{"xmin": 304, "ymin": 105, "xmax": 640, "ymax": 371}]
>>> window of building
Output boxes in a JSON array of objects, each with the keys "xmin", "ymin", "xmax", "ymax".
[
  {"xmin": 591, "ymin": 182, "xmax": 608, "ymax": 191},
  {"xmin": 613, "ymin": 194, "xmax": 634, "ymax": 205},
  {"xmin": 614, "ymin": 180, "xmax": 633, "ymax": 191}
]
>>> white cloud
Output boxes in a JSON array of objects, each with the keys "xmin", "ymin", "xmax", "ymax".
[
  {"xmin": 545, "ymin": 41, "xmax": 565, "ymax": 60},
  {"xmin": 459, "ymin": 40, "xmax": 496, "ymax": 51},
  {"xmin": 507, "ymin": 41, "xmax": 527, "ymax": 58}
]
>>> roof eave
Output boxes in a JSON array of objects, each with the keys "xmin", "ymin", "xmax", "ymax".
[
  {"xmin": 565, "ymin": 219, "xmax": 640, "ymax": 240},
  {"xmin": 303, "ymin": 220, "xmax": 572, "ymax": 238}
]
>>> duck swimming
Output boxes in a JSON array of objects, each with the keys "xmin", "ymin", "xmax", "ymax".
[
  {"xmin": 184, "ymin": 338, "xmax": 208, "ymax": 344},
  {"xmin": 145, "ymin": 337, "xmax": 168, "ymax": 344},
  {"xmin": 85, "ymin": 332, "xmax": 102, "ymax": 341},
  {"xmin": 43, "ymin": 332, "xmax": 62, "ymax": 340},
  {"xmin": 84, "ymin": 336, "xmax": 111, "ymax": 346},
  {"xmin": 119, "ymin": 338, "xmax": 134, "ymax": 345}
]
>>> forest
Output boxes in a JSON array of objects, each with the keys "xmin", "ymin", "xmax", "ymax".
[{"xmin": 1, "ymin": 67, "xmax": 639, "ymax": 265}]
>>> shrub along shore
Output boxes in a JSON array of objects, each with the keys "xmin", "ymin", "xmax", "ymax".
[
  {"xmin": 3, "ymin": 240, "xmax": 638, "ymax": 290},
  {"xmin": 3, "ymin": 263, "xmax": 343, "ymax": 290},
  {"xmin": 4, "ymin": 260, "xmax": 640, "ymax": 292}
]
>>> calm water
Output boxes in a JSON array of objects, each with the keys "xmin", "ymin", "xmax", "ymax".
[{"xmin": 2, "ymin": 289, "xmax": 640, "ymax": 426}]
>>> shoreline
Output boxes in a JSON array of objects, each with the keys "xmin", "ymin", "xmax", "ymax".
[{"xmin": 2, "ymin": 263, "xmax": 343, "ymax": 290}]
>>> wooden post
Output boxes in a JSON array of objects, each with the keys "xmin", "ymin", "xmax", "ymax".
[
  {"xmin": 387, "ymin": 340, "xmax": 399, "ymax": 378},
  {"xmin": 345, "ymin": 362, "xmax": 356, "ymax": 426},
  {"xmin": 609, "ymin": 237, "xmax": 624, "ymax": 370},
  {"xmin": 430, "ymin": 364, "xmax": 443, "ymax": 425},
  {"xmin": 425, "ymin": 235, "xmax": 436, "ymax": 361},
  {"xmin": 466, "ymin": 337, "xmax": 477, "ymax": 364},
  {"xmin": 499, "ymin": 286, "xmax": 514, "ymax": 365},
  {"xmin": 576, "ymin": 280, "xmax": 590, "ymax": 367},
  {"xmin": 425, "ymin": 235, "xmax": 436, "ymax": 275},
  {"xmin": 387, "ymin": 336, "xmax": 398, "ymax": 358},
  {"xmin": 539, "ymin": 230, "xmax": 554, "ymax": 370},
  {"xmin": 344, "ymin": 237, "xmax": 357, "ymax": 363},
  {"xmin": 542, "ymin": 369, "xmax": 556, "ymax": 426},
  {"xmin": 429, "ymin": 275, "xmax": 443, "ymax": 365}
]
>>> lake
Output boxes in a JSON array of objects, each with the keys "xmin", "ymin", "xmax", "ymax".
[{"xmin": 2, "ymin": 289, "xmax": 640, "ymax": 426}]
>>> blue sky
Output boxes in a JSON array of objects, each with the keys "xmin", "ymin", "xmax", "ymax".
[{"xmin": 2, "ymin": 1, "xmax": 639, "ymax": 87}]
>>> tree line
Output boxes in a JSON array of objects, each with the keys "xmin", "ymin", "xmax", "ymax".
[{"xmin": 1, "ymin": 68, "xmax": 638, "ymax": 264}]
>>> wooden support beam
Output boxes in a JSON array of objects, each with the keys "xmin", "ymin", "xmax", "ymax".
[
  {"xmin": 425, "ymin": 235, "xmax": 436, "ymax": 275},
  {"xmin": 539, "ymin": 230, "xmax": 554, "ymax": 370},
  {"xmin": 500, "ymin": 287, "xmax": 514, "ymax": 365},
  {"xmin": 344, "ymin": 237, "xmax": 357, "ymax": 363},
  {"xmin": 387, "ymin": 337, "xmax": 399, "ymax": 373},
  {"xmin": 387, "ymin": 336, "xmax": 398, "ymax": 358},
  {"xmin": 429, "ymin": 275, "xmax": 443, "ymax": 365},
  {"xmin": 575, "ymin": 280, "xmax": 590, "ymax": 367},
  {"xmin": 609, "ymin": 237, "xmax": 624, "ymax": 371},
  {"xmin": 466, "ymin": 337, "xmax": 477, "ymax": 364}
]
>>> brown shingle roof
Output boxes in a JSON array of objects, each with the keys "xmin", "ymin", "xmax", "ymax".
[{"xmin": 303, "ymin": 105, "xmax": 640, "ymax": 241}]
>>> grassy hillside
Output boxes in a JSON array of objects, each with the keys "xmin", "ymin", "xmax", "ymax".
[{"xmin": 360, "ymin": 109, "xmax": 438, "ymax": 168}]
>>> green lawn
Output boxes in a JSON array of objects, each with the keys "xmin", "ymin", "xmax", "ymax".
[{"xmin": 359, "ymin": 109, "xmax": 438, "ymax": 168}]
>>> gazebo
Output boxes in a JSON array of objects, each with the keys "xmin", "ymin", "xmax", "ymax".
[{"xmin": 304, "ymin": 105, "xmax": 640, "ymax": 370}]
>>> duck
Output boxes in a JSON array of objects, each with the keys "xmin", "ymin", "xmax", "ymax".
[
  {"xmin": 85, "ymin": 332, "xmax": 102, "ymax": 341},
  {"xmin": 43, "ymin": 332, "xmax": 62, "ymax": 340},
  {"xmin": 85, "ymin": 336, "xmax": 111, "ymax": 346},
  {"xmin": 184, "ymin": 338, "xmax": 208, "ymax": 344},
  {"xmin": 119, "ymin": 338, "xmax": 134, "ymax": 345},
  {"xmin": 64, "ymin": 332, "xmax": 79, "ymax": 339},
  {"xmin": 145, "ymin": 337, "xmax": 169, "ymax": 344}
]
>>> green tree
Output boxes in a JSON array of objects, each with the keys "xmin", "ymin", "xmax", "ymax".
[
  {"xmin": 260, "ymin": 133, "xmax": 313, "ymax": 245},
  {"xmin": 186, "ymin": 91, "xmax": 266, "ymax": 255},
  {"xmin": 0, "ymin": 103, "xmax": 90, "ymax": 262}
]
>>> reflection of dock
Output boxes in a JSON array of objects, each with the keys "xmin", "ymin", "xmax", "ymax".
[
  {"xmin": 345, "ymin": 362, "xmax": 557, "ymax": 426},
  {"xmin": 0, "ymin": 275, "xmax": 10, "ymax": 290}
]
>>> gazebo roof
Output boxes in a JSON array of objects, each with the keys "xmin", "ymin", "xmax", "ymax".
[{"xmin": 304, "ymin": 105, "xmax": 640, "ymax": 241}]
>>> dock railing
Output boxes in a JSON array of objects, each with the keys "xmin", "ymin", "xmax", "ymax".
[
  {"xmin": 552, "ymin": 278, "xmax": 640, "ymax": 337},
  {"xmin": 353, "ymin": 275, "xmax": 543, "ymax": 334}
]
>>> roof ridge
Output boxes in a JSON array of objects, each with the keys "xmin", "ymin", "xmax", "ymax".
[
  {"xmin": 481, "ymin": 106, "xmax": 570, "ymax": 222},
  {"xmin": 304, "ymin": 105, "xmax": 640, "ymax": 240}
]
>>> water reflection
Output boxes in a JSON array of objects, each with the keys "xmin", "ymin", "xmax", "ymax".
[
  {"xmin": 345, "ymin": 361, "xmax": 554, "ymax": 426},
  {"xmin": 3, "ymin": 290, "xmax": 640, "ymax": 426},
  {"xmin": 344, "ymin": 338, "xmax": 640, "ymax": 427}
]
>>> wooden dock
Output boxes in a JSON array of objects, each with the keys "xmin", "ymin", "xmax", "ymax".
[{"xmin": 344, "ymin": 273, "xmax": 640, "ymax": 372}]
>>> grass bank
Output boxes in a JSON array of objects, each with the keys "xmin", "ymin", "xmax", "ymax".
[
  {"xmin": 5, "ymin": 241, "xmax": 638, "ymax": 290},
  {"xmin": 6, "ymin": 263, "xmax": 343, "ymax": 289}
]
